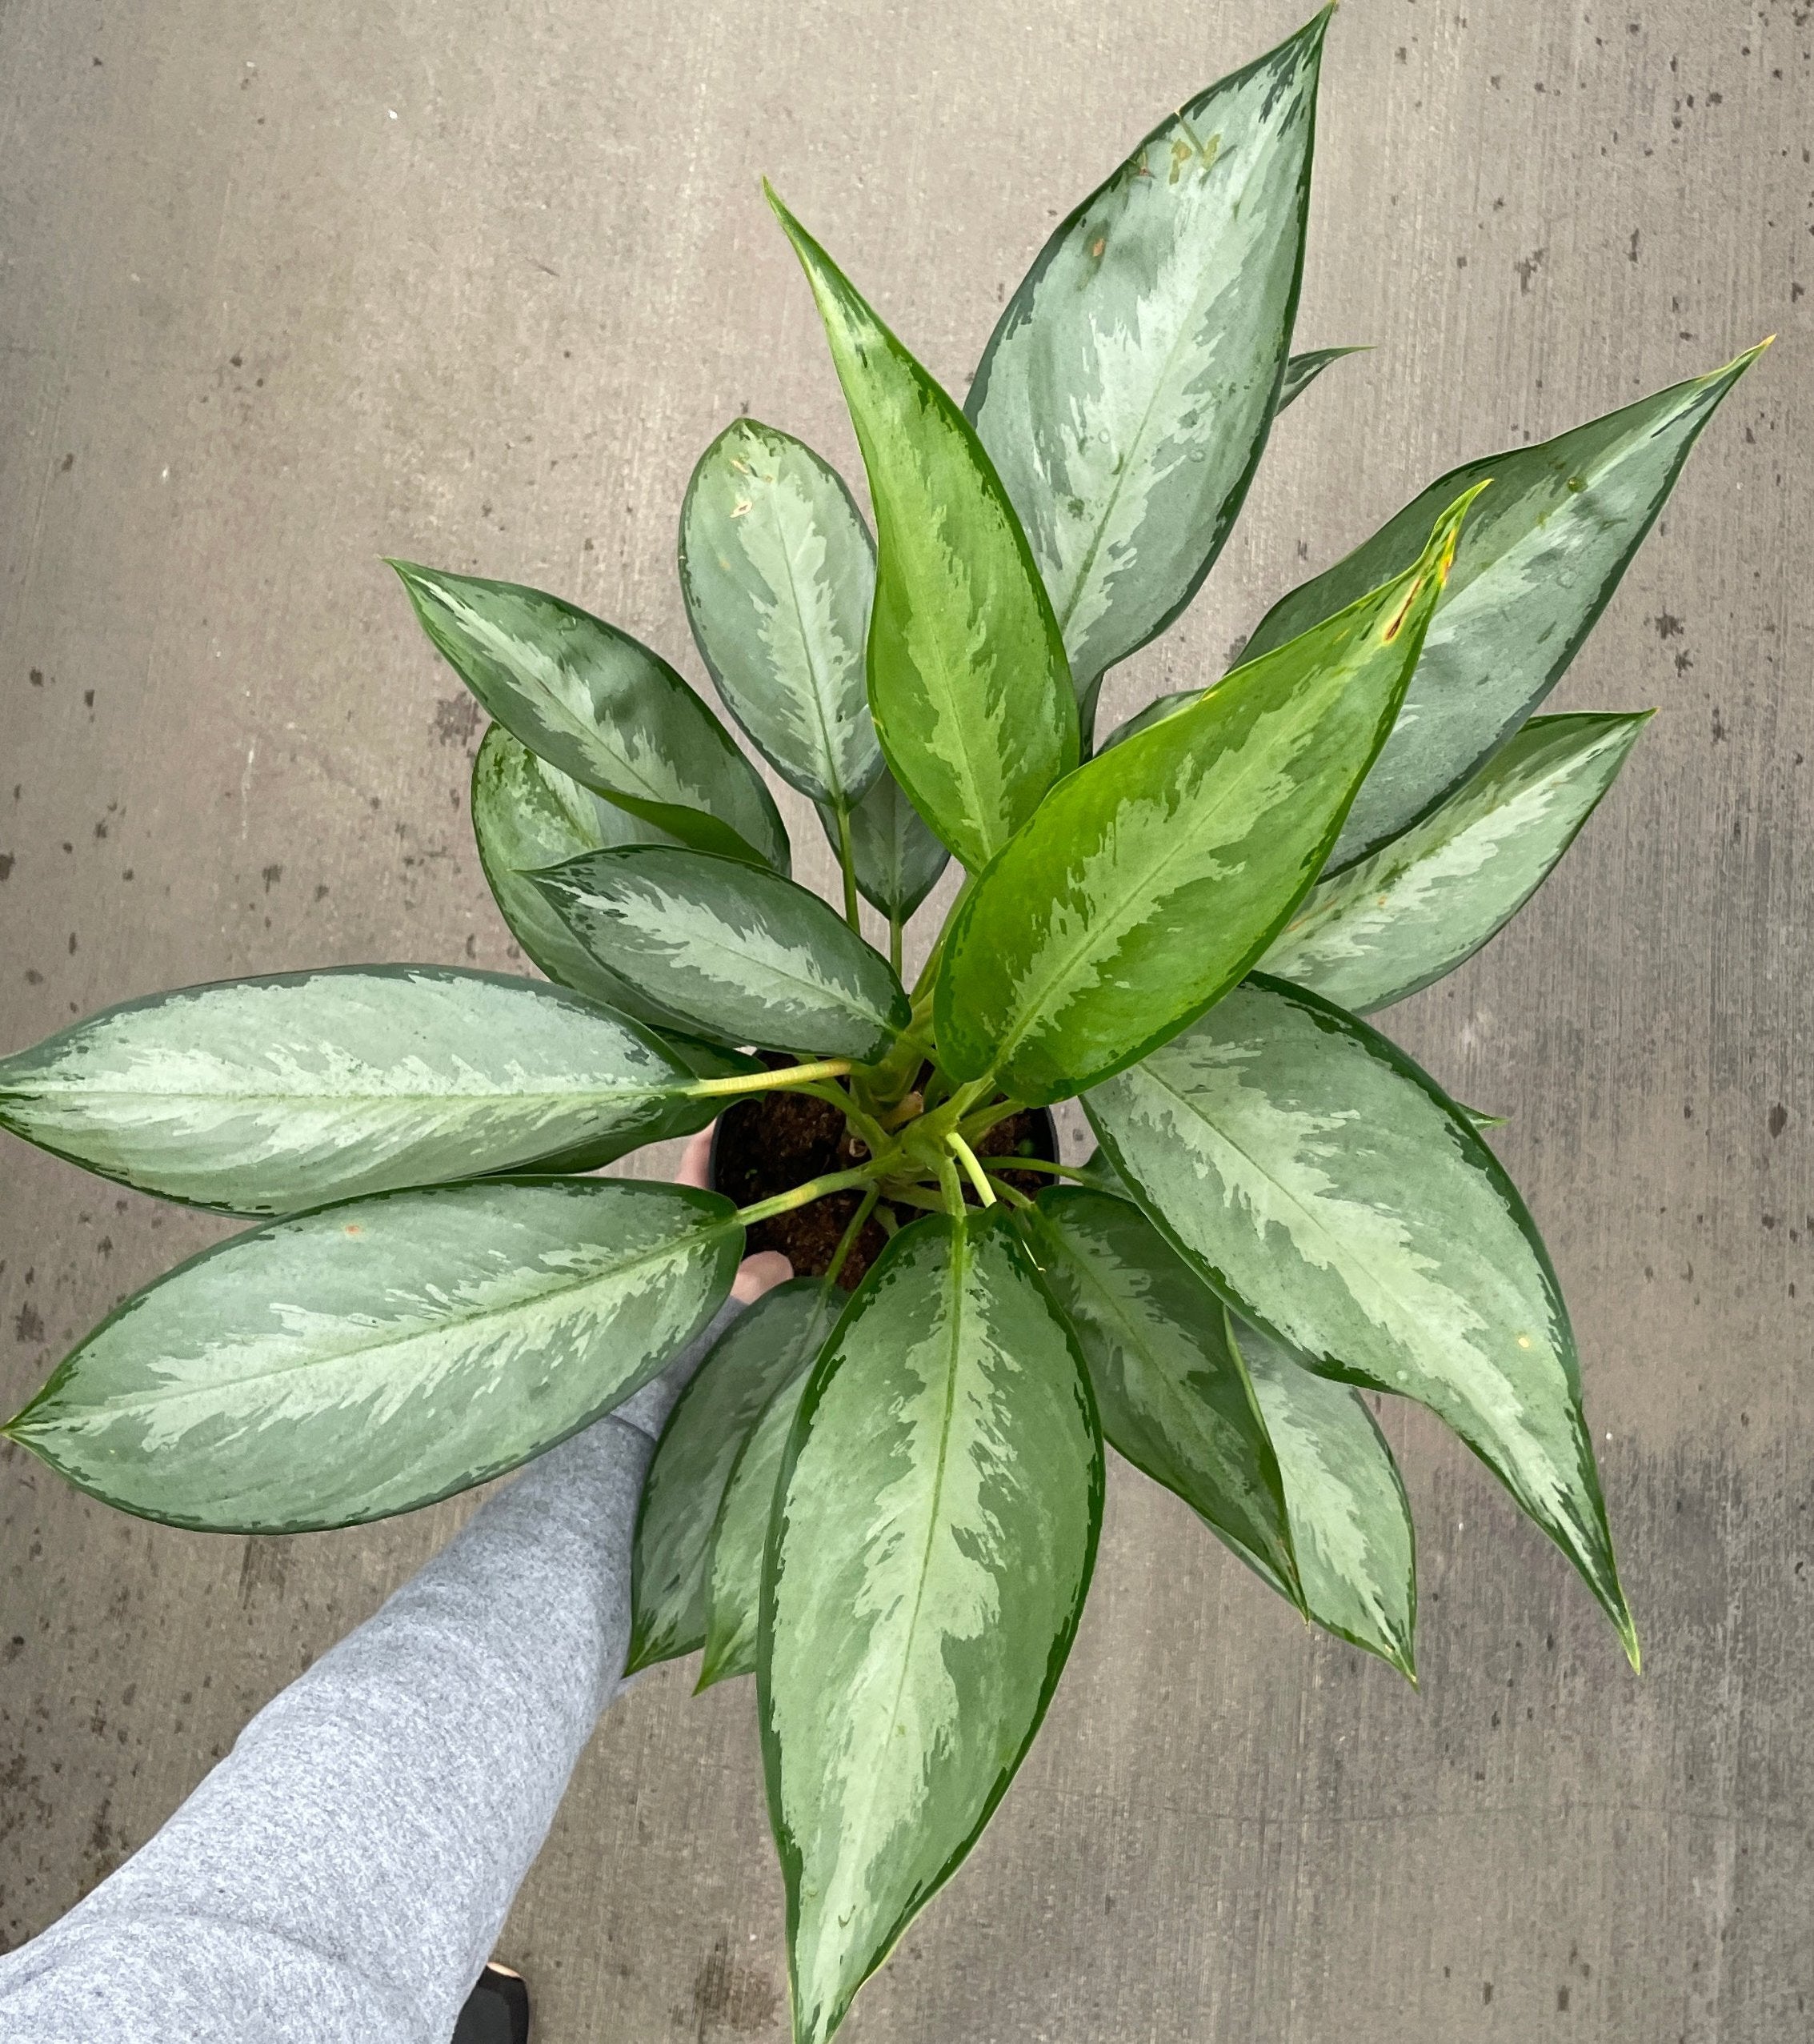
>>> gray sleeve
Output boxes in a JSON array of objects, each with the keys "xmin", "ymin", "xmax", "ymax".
[{"xmin": 0, "ymin": 1302, "xmax": 741, "ymax": 2044}]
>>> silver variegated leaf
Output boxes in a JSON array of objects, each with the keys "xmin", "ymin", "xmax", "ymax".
[
  {"xmin": 0, "ymin": 967, "xmax": 715, "ymax": 1216},
  {"xmin": 935, "ymin": 495, "xmax": 1471, "ymax": 1105},
  {"xmin": 392, "ymin": 561, "xmax": 790, "ymax": 872},
  {"xmin": 471, "ymin": 722, "xmax": 690, "ymax": 1024},
  {"xmin": 768, "ymin": 188, "xmax": 1078, "ymax": 873},
  {"xmin": 680, "ymin": 419, "xmax": 883, "ymax": 810},
  {"xmin": 699, "ymin": 1333, "xmax": 822, "ymax": 1690},
  {"xmin": 1021, "ymin": 1186, "xmax": 1299, "ymax": 1601},
  {"xmin": 628, "ymin": 1280, "xmax": 839, "ymax": 1673},
  {"xmin": 815, "ymin": 766, "xmax": 950, "ymax": 924},
  {"xmin": 1231, "ymin": 1315, "xmax": 1417, "ymax": 1678},
  {"xmin": 763, "ymin": 1210, "xmax": 1102, "ymax": 2044},
  {"xmin": 533, "ymin": 845, "xmax": 911, "ymax": 1063},
  {"xmin": 967, "ymin": 11, "xmax": 1328, "ymax": 734},
  {"xmin": 1086, "ymin": 976, "xmax": 1636, "ymax": 1665},
  {"xmin": 1277, "ymin": 345, "xmax": 1367, "ymax": 413},
  {"xmin": 1242, "ymin": 345, "xmax": 1764, "ymax": 866},
  {"xmin": 1259, "ymin": 711, "xmax": 1650, "ymax": 1012},
  {"xmin": 5, "ymin": 1178, "xmax": 741, "ymax": 1532}
]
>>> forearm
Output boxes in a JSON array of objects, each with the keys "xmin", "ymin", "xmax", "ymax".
[{"xmin": 0, "ymin": 1307, "xmax": 735, "ymax": 2044}]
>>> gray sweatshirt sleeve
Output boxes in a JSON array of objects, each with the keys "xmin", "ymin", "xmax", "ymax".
[{"xmin": 0, "ymin": 1301, "xmax": 742, "ymax": 2044}]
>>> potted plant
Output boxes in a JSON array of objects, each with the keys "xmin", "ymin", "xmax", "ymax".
[{"xmin": 0, "ymin": 11, "xmax": 1759, "ymax": 2041}]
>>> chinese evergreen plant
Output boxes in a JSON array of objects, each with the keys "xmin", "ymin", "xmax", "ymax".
[{"xmin": 0, "ymin": 14, "xmax": 1760, "ymax": 2041}]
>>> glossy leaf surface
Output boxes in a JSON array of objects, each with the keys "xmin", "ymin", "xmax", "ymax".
[
  {"xmin": 680, "ymin": 419, "xmax": 882, "ymax": 808},
  {"xmin": 534, "ymin": 846, "xmax": 911, "ymax": 1062},
  {"xmin": 1260, "ymin": 711, "xmax": 1649, "ymax": 1012},
  {"xmin": 967, "ymin": 12, "xmax": 1328, "ymax": 724},
  {"xmin": 762, "ymin": 1210, "xmax": 1101, "ymax": 2044},
  {"xmin": 393, "ymin": 562, "xmax": 789, "ymax": 872},
  {"xmin": 1241, "ymin": 347, "xmax": 1761, "ymax": 866},
  {"xmin": 936, "ymin": 497, "xmax": 1469, "ymax": 1104},
  {"xmin": 1087, "ymin": 976, "xmax": 1634, "ymax": 1661},
  {"xmin": 1232, "ymin": 1316, "xmax": 1417, "ymax": 1677},
  {"xmin": 699, "ymin": 1338, "xmax": 821, "ymax": 1689},
  {"xmin": 629, "ymin": 1280, "xmax": 839, "ymax": 1673},
  {"xmin": 0, "ymin": 967, "xmax": 707, "ymax": 1216},
  {"xmin": 815, "ymin": 767, "xmax": 951, "ymax": 923},
  {"xmin": 1023, "ymin": 1187, "xmax": 1298, "ymax": 1600},
  {"xmin": 770, "ymin": 190, "xmax": 1077, "ymax": 872},
  {"xmin": 6, "ymin": 1180, "xmax": 740, "ymax": 1532}
]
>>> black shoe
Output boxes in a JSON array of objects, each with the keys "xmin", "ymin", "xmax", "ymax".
[{"xmin": 452, "ymin": 1963, "xmax": 530, "ymax": 2044}]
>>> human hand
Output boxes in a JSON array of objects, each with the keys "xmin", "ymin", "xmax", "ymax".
[{"xmin": 675, "ymin": 1124, "xmax": 793, "ymax": 1305}]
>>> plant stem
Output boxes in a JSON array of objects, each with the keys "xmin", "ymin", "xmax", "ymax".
[
  {"xmin": 736, "ymin": 1165, "xmax": 876, "ymax": 1227},
  {"xmin": 790, "ymin": 1080, "xmax": 893, "ymax": 1160},
  {"xmin": 824, "ymin": 1183, "xmax": 880, "ymax": 1287},
  {"xmin": 984, "ymin": 1171, "xmax": 1034, "ymax": 1211},
  {"xmin": 834, "ymin": 804, "xmax": 861, "ymax": 932},
  {"xmin": 947, "ymin": 1132, "xmax": 996, "ymax": 1207},
  {"xmin": 935, "ymin": 1151, "xmax": 966, "ymax": 1220},
  {"xmin": 686, "ymin": 1059, "xmax": 853, "ymax": 1099},
  {"xmin": 970, "ymin": 1154, "xmax": 1099, "ymax": 1183}
]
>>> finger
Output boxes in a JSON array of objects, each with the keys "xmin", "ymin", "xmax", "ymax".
[
  {"xmin": 732, "ymin": 1250, "xmax": 793, "ymax": 1304},
  {"xmin": 675, "ymin": 1124, "xmax": 715, "ymax": 1191}
]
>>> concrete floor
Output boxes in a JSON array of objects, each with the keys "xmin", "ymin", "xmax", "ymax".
[{"xmin": 0, "ymin": 2, "xmax": 1808, "ymax": 2038}]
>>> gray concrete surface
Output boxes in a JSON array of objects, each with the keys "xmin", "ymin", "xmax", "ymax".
[{"xmin": 0, "ymin": 2, "xmax": 1808, "ymax": 2038}]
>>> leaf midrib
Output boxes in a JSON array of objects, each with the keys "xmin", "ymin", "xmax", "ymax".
[
  {"xmin": 46, "ymin": 1221, "xmax": 726, "ymax": 1424},
  {"xmin": 987, "ymin": 657, "xmax": 1346, "ymax": 1076},
  {"xmin": 1127, "ymin": 1056, "xmax": 1562, "ymax": 1453}
]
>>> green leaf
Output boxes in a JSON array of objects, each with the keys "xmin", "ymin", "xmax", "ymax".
[
  {"xmin": 1094, "ymin": 687, "xmax": 1199, "ymax": 754},
  {"xmin": 6, "ymin": 1178, "xmax": 741, "ymax": 1533},
  {"xmin": 967, "ymin": 11, "xmax": 1329, "ymax": 733},
  {"xmin": 1086, "ymin": 976, "xmax": 1636, "ymax": 1665},
  {"xmin": 1240, "ymin": 345, "xmax": 1764, "ymax": 867},
  {"xmin": 471, "ymin": 723, "xmax": 692, "ymax": 1024},
  {"xmin": 1259, "ymin": 711, "xmax": 1650, "ymax": 1012},
  {"xmin": 935, "ymin": 494, "xmax": 1473, "ymax": 1105},
  {"xmin": 0, "ymin": 966, "xmax": 715, "ymax": 1216},
  {"xmin": 391, "ymin": 561, "xmax": 790, "ymax": 872},
  {"xmin": 762, "ymin": 1209, "xmax": 1102, "ymax": 2044},
  {"xmin": 699, "ymin": 1333, "xmax": 823, "ymax": 1690},
  {"xmin": 1021, "ymin": 1187, "xmax": 1299, "ymax": 1602},
  {"xmin": 680, "ymin": 419, "xmax": 883, "ymax": 810},
  {"xmin": 1231, "ymin": 1316, "xmax": 1417, "ymax": 1678},
  {"xmin": 814, "ymin": 766, "xmax": 949, "ymax": 922},
  {"xmin": 1277, "ymin": 345, "xmax": 1368, "ymax": 414},
  {"xmin": 628, "ymin": 1280, "xmax": 839, "ymax": 1674},
  {"xmin": 767, "ymin": 188, "xmax": 1078, "ymax": 872},
  {"xmin": 533, "ymin": 845, "xmax": 911, "ymax": 1062}
]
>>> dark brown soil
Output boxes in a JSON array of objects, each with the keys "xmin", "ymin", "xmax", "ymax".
[{"xmin": 710, "ymin": 1078, "xmax": 1059, "ymax": 1291}]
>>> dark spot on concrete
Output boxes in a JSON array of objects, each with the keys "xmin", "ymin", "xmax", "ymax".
[
  {"xmin": 1629, "ymin": 227, "xmax": 1641, "ymax": 263},
  {"xmin": 261, "ymin": 862, "xmax": 283, "ymax": 892},
  {"xmin": 23, "ymin": 969, "xmax": 42, "ymax": 985},
  {"xmin": 67, "ymin": 932, "xmax": 76, "ymax": 954},
  {"xmin": 1483, "ymin": 1981, "xmax": 1493, "ymax": 2003},
  {"xmin": 464, "ymin": 933, "xmax": 477, "ymax": 958},
  {"xmin": 431, "ymin": 695, "xmax": 484, "ymax": 747},
  {"xmin": 691, "ymin": 1939, "xmax": 780, "ymax": 2034},
  {"xmin": 230, "ymin": 353, "xmax": 242, "ymax": 367},
  {"xmin": 1558, "ymin": 1985, "xmax": 1572, "ymax": 2012},
  {"xmin": 1711, "ymin": 707, "xmax": 1724, "ymax": 742},
  {"xmin": 13, "ymin": 1303, "xmax": 44, "ymax": 1344},
  {"xmin": 1675, "ymin": 649, "xmax": 1693, "ymax": 676},
  {"xmin": 0, "ymin": 855, "xmax": 11, "ymax": 882},
  {"xmin": 1764, "ymin": 1213, "xmax": 1778, "ymax": 1230},
  {"xmin": 314, "ymin": 883, "xmax": 329, "ymax": 900},
  {"xmin": 1653, "ymin": 611, "xmax": 1685, "ymax": 639},
  {"xmin": 1770, "ymin": 1104, "xmax": 1789, "ymax": 1137},
  {"xmin": 83, "ymin": 689, "xmax": 94, "ymax": 708},
  {"xmin": 28, "ymin": 669, "xmax": 42, "ymax": 687},
  {"xmin": 122, "ymin": 868, "xmax": 133, "ymax": 881},
  {"xmin": 1794, "ymin": 283, "xmax": 1807, "ymax": 303},
  {"xmin": 1514, "ymin": 248, "xmax": 1545, "ymax": 294},
  {"xmin": 94, "ymin": 820, "xmax": 107, "ymax": 840},
  {"xmin": 58, "ymin": 453, "xmax": 74, "ymax": 474}
]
